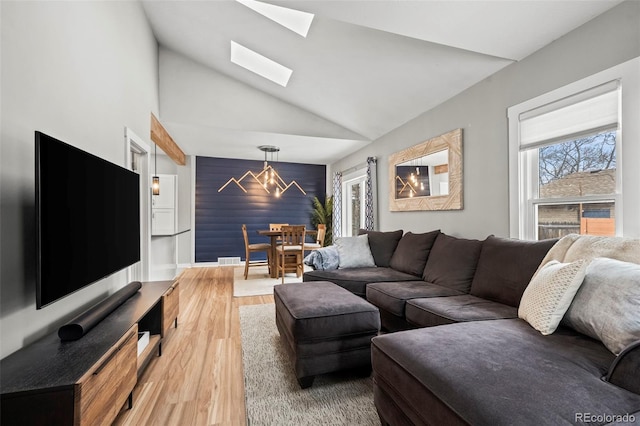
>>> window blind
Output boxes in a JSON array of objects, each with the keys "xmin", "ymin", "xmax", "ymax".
[{"xmin": 519, "ymin": 80, "xmax": 619, "ymax": 149}]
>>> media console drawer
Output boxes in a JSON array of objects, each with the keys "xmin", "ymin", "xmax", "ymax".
[
  {"xmin": 75, "ymin": 325, "xmax": 137, "ymax": 426},
  {"xmin": 162, "ymin": 281, "xmax": 180, "ymax": 336}
]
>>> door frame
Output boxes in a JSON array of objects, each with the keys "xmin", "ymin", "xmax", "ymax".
[{"xmin": 124, "ymin": 127, "xmax": 151, "ymax": 282}]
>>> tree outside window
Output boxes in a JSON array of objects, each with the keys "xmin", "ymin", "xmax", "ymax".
[{"xmin": 537, "ymin": 130, "xmax": 616, "ymax": 239}]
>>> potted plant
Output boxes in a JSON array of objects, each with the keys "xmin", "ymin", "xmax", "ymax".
[{"xmin": 310, "ymin": 196, "xmax": 333, "ymax": 245}]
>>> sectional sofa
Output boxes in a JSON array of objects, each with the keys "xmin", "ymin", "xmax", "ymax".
[
  {"xmin": 304, "ymin": 229, "xmax": 557, "ymax": 331},
  {"xmin": 302, "ymin": 231, "xmax": 640, "ymax": 425}
]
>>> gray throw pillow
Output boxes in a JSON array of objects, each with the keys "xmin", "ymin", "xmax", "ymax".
[
  {"xmin": 336, "ymin": 235, "xmax": 376, "ymax": 269},
  {"xmin": 563, "ymin": 257, "xmax": 640, "ymax": 355}
]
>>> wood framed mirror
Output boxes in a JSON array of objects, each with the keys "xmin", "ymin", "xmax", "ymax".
[{"xmin": 389, "ymin": 128, "xmax": 463, "ymax": 211}]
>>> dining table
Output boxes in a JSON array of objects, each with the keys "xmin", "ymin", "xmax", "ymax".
[{"xmin": 257, "ymin": 228, "xmax": 317, "ymax": 278}]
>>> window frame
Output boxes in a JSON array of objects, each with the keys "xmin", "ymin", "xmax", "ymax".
[{"xmin": 508, "ymin": 58, "xmax": 640, "ymax": 239}]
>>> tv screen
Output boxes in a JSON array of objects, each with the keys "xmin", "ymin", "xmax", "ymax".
[{"xmin": 36, "ymin": 131, "xmax": 140, "ymax": 309}]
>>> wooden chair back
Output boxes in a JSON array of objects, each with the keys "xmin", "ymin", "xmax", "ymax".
[
  {"xmin": 315, "ymin": 224, "xmax": 327, "ymax": 246},
  {"xmin": 280, "ymin": 225, "xmax": 306, "ymax": 248},
  {"xmin": 241, "ymin": 224, "xmax": 270, "ymax": 279},
  {"xmin": 277, "ymin": 225, "xmax": 306, "ymax": 283},
  {"xmin": 242, "ymin": 224, "xmax": 250, "ymax": 257},
  {"xmin": 269, "ymin": 223, "xmax": 289, "ymax": 232}
]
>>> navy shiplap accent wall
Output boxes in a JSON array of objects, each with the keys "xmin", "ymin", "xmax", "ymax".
[{"xmin": 195, "ymin": 156, "xmax": 326, "ymax": 263}]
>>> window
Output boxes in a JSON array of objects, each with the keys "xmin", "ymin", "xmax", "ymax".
[
  {"xmin": 342, "ymin": 170, "xmax": 366, "ymax": 237},
  {"xmin": 535, "ymin": 129, "xmax": 617, "ymax": 240},
  {"xmin": 508, "ymin": 58, "xmax": 640, "ymax": 240}
]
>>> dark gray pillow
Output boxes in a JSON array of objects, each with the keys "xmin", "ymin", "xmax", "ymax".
[
  {"xmin": 389, "ymin": 230, "xmax": 440, "ymax": 276},
  {"xmin": 422, "ymin": 233, "xmax": 484, "ymax": 292},
  {"xmin": 358, "ymin": 229, "xmax": 403, "ymax": 267},
  {"xmin": 470, "ymin": 236, "xmax": 557, "ymax": 307}
]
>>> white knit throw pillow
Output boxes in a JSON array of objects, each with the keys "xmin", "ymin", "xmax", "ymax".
[{"xmin": 518, "ymin": 259, "xmax": 587, "ymax": 335}]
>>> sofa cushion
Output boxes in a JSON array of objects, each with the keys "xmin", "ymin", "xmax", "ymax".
[
  {"xmin": 518, "ymin": 259, "xmax": 587, "ymax": 335},
  {"xmin": 358, "ymin": 229, "xmax": 403, "ymax": 267},
  {"xmin": 405, "ymin": 295, "xmax": 518, "ymax": 327},
  {"xmin": 389, "ymin": 230, "xmax": 440, "ymax": 276},
  {"xmin": 564, "ymin": 257, "xmax": 640, "ymax": 355},
  {"xmin": 335, "ymin": 234, "xmax": 376, "ymax": 269},
  {"xmin": 303, "ymin": 267, "xmax": 418, "ymax": 297},
  {"xmin": 421, "ymin": 233, "xmax": 484, "ymax": 292},
  {"xmin": 470, "ymin": 236, "xmax": 558, "ymax": 307},
  {"xmin": 366, "ymin": 281, "xmax": 463, "ymax": 317},
  {"xmin": 371, "ymin": 319, "xmax": 634, "ymax": 426}
]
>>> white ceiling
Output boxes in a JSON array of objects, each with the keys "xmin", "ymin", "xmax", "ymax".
[{"xmin": 141, "ymin": 0, "xmax": 622, "ymax": 165}]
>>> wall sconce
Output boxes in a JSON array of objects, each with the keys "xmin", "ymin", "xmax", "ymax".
[{"xmin": 152, "ymin": 143, "xmax": 160, "ymax": 195}]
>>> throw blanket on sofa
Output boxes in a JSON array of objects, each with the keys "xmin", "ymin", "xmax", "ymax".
[
  {"xmin": 534, "ymin": 234, "xmax": 640, "ymax": 276},
  {"xmin": 304, "ymin": 246, "xmax": 339, "ymax": 270}
]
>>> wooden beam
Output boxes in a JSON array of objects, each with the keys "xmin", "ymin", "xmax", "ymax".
[{"xmin": 150, "ymin": 113, "xmax": 186, "ymax": 166}]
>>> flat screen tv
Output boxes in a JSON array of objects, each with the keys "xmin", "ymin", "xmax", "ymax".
[{"xmin": 36, "ymin": 131, "xmax": 140, "ymax": 309}]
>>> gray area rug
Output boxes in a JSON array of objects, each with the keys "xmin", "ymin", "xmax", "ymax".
[{"xmin": 239, "ymin": 303, "xmax": 379, "ymax": 425}]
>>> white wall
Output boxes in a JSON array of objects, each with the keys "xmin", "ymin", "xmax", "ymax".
[
  {"xmin": 331, "ymin": 1, "xmax": 640, "ymax": 240},
  {"xmin": 0, "ymin": 1, "xmax": 159, "ymax": 358}
]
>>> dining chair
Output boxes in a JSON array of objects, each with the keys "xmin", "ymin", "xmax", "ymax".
[
  {"xmin": 275, "ymin": 225, "xmax": 306, "ymax": 284},
  {"xmin": 269, "ymin": 223, "xmax": 289, "ymax": 245},
  {"xmin": 241, "ymin": 224, "xmax": 271, "ymax": 280},
  {"xmin": 304, "ymin": 223, "xmax": 326, "ymax": 252}
]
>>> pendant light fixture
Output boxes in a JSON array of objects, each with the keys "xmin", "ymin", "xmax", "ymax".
[
  {"xmin": 152, "ymin": 143, "xmax": 160, "ymax": 196},
  {"xmin": 217, "ymin": 145, "xmax": 306, "ymax": 196}
]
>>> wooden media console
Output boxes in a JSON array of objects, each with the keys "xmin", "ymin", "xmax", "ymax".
[{"xmin": 0, "ymin": 280, "xmax": 179, "ymax": 425}]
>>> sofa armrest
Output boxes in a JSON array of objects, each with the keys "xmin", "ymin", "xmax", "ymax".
[{"xmin": 604, "ymin": 340, "xmax": 640, "ymax": 395}]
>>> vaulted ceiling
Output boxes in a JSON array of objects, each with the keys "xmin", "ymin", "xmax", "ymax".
[{"xmin": 141, "ymin": 0, "xmax": 622, "ymax": 164}]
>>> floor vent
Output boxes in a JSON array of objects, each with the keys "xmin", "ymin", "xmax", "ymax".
[{"xmin": 218, "ymin": 257, "xmax": 241, "ymax": 266}]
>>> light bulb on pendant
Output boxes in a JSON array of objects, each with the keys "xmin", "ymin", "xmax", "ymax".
[
  {"xmin": 409, "ymin": 189, "xmax": 414, "ymax": 198},
  {"xmin": 152, "ymin": 176, "xmax": 160, "ymax": 195},
  {"xmin": 275, "ymin": 187, "xmax": 281, "ymax": 198},
  {"xmin": 416, "ymin": 167, "xmax": 420, "ymax": 176},
  {"xmin": 420, "ymin": 182, "xmax": 424, "ymax": 191},
  {"xmin": 152, "ymin": 143, "xmax": 160, "ymax": 195}
]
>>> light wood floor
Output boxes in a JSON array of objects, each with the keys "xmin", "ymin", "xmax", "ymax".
[{"xmin": 114, "ymin": 266, "xmax": 273, "ymax": 426}]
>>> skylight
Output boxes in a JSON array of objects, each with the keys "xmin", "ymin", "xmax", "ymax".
[
  {"xmin": 230, "ymin": 41, "xmax": 293, "ymax": 87},
  {"xmin": 236, "ymin": 0, "xmax": 314, "ymax": 37}
]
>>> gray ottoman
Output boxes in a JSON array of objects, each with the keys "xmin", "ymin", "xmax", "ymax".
[{"xmin": 274, "ymin": 281, "xmax": 381, "ymax": 388}]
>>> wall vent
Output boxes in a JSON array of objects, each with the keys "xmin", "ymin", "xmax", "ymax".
[{"xmin": 218, "ymin": 257, "xmax": 241, "ymax": 266}]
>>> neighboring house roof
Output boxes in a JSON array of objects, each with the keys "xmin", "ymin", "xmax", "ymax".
[{"xmin": 540, "ymin": 169, "xmax": 615, "ymax": 198}]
